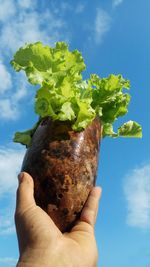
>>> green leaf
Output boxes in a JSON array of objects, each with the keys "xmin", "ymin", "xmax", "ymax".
[
  {"xmin": 13, "ymin": 130, "xmax": 33, "ymax": 147},
  {"xmin": 101, "ymin": 93, "xmax": 131, "ymax": 123},
  {"xmin": 11, "ymin": 41, "xmax": 85, "ymax": 86},
  {"xmin": 72, "ymin": 99, "xmax": 96, "ymax": 131},
  {"xmin": 13, "ymin": 121, "xmax": 40, "ymax": 147},
  {"xmin": 11, "ymin": 41, "xmax": 142, "ymax": 145},
  {"xmin": 57, "ymin": 102, "xmax": 76, "ymax": 121},
  {"xmin": 35, "ymin": 98, "xmax": 49, "ymax": 117},
  {"xmin": 102, "ymin": 123, "xmax": 118, "ymax": 138},
  {"xmin": 118, "ymin": 121, "xmax": 142, "ymax": 138}
]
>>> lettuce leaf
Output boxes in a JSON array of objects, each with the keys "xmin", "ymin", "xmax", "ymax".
[
  {"xmin": 13, "ymin": 121, "xmax": 40, "ymax": 147},
  {"xmin": 118, "ymin": 121, "xmax": 142, "ymax": 138},
  {"xmin": 10, "ymin": 42, "xmax": 85, "ymax": 85},
  {"xmin": 102, "ymin": 121, "xmax": 142, "ymax": 138},
  {"xmin": 11, "ymin": 41, "xmax": 142, "ymax": 146},
  {"xmin": 13, "ymin": 130, "xmax": 33, "ymax": 147}
]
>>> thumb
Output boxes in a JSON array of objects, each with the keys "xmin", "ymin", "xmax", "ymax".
[{"xmin": 15, "ymin": 172, "xmax": 36, "ymax": 215}]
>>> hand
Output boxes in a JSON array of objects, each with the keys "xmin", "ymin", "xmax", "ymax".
[{"xmin": 15, "ymin": 172, "xmax": 102, "ymax": 267}]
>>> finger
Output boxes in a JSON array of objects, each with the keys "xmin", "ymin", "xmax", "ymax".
[
  {"xmin": 15, "ymin": 172, "xmax": 36, "ymax": 215},
  {"xmin": 80, "ymin": 187, "xmax": 102, "ymax": 228}
]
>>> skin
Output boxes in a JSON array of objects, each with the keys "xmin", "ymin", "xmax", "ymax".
[{"xmin": 15, "ymin": 172, "xmax": 102, "ymax": 267}]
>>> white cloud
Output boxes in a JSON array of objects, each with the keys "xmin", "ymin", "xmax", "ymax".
[
  {"xmin": 0, "ymin": 71, "xmax": 30, "ymax": 120},
  {"xmin": 0, "ymin": 147, "xmax": 24, "ymax": 196},
  {"xmin": 113, "ymin": 0, "xmax": 124, "ymax": 7},
  {"xmin": 17, "ymin": 0, "xmax": 36, "ymax": 9},
  {"xmin": 13, "ymin": 73, "xmax": 29, "ymax": 102},
  {"xmin": 94, "ymin": 8, "xmax": 111, "ymax": 44},
  {"xmin": 0, "ymin": 99, "xmax": 19, "ymax": 120},
  {"xmin": 0, "ymin": 0, "xmax": 16, "ymax": 22},
  {"xmin": 124, "ymin": 163, "xmax": 150, "ymax": 229},
  {"xmin": 0, "ymin": 1, "xmax": 112, "ymax": 121},
  {"xmin": 0, "ymin": 147, "xmax": 25, "ymax": 237},
  {"xmin": 0, "ymin": 2, "xmax": 66, "ymax": 55},
  {"xmin": 0, "ymin": 208, "xmax": 15, "ymax": 236},
  {"xmin": 0, "ymin": 0, "xmax": 68, "ymax": 121},
  {"xmin": 0, "ymin": 257, "xmax": 17, "ymax": 265},
  {"xmin": 0, "ymin": 62, "xmax": 12, "ymax": 94},
  {"xmin": 1, "ymin": 12, "xmax": 54, "ymax": 54}
]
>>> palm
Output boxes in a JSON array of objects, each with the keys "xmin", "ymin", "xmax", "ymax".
[{"xmin": 15, "ymin": 172, "xmax": 101, "ymax": 267}]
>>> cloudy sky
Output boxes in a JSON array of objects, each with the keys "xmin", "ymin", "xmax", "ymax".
[{"xmin": 0, "ymin": 0, "xmax": 150, "ymax": 266}]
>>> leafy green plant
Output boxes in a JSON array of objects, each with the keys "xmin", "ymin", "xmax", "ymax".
[{"xmin": 11, "ymin": 41, "xmax": 142, "ymax": 146}]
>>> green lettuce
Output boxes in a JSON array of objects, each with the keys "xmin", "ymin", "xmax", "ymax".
[{"xmin": 11, "ymin": 41, "xmax": 142, "ymax": 146}]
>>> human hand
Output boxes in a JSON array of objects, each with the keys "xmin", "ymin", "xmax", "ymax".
[{"xmin": 15, "ymin": 172, "xmax": 102, "ymax": 267}]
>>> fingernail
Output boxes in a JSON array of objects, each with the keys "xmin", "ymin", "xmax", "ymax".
[
  {"xmin": 99, "ymin": 187, "xmax": 102, "ymax": 197},
  {"xmin": 18, "ymin": 172, "xmax": 24, "ymax": 183},
  {"xmin": 95, "ymin": 187, "xmax": 102, "ymax": 200}
]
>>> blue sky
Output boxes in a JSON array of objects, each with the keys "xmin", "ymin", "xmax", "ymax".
[{"xmin": 0, "ymin": 0, "xmax": 150, "ymax": 266}]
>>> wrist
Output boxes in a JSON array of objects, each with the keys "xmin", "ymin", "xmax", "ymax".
[
  {"xmin": 17, "ymin": 247, "xmax": 55, "ymax": 267},
  {"xmin": 16, "ymin": 246, "xmax": 73, "ymax": 267},
  {"xmin": 17, "ymin": 263, "xmax": 47, "ymax": 267}
]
